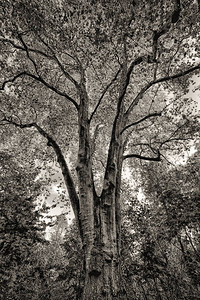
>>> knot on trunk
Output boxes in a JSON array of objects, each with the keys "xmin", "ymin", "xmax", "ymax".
[
  {"xmin": 103, "ymin": 250, "xmax": 113, "ymax": 262},
  {"xmin": 88, "ymin": 247, "xmax": 103, "ymax": 277}
]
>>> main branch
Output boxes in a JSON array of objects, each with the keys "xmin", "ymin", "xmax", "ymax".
[
  {"xmin": 89, "ymin": 67, "xmax": 122, "ymax": 123},
  {"xmin": 1, "ymin": 118, "xmax": 81, "ymax": 232},
  {"xmin": 39, "ymin": 37, "xmax": 81, "ymax": 89},
  {"xmin": 121, "ymin": 112, "xmax": 161, "ymax": 134},
  {"xmin": 1, "ymin": 35, "xmax": 81, "ymax": 89},
  {"xmin": 125, "ymin": 64, "xmax": 200, "ymax": 117},
  {"xmin": 123, "ymin": 151, "xmax": 161, "ymax": 161},
  {"xmin": 0, "ymin": 72, "xmax": 79, "ymax": 110}
]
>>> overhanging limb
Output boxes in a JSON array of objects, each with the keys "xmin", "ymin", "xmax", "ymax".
[{"xmin": 1, "ymin": 118, "xmax": 82, "ymax": 234}]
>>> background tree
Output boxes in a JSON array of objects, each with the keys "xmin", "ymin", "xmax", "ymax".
[
  {"xmin": 0, "ymin": 151, "xmax": 49, "ymax": 300},
  {"xmin": 36, "ymin": 217, "xmax": 83, "ymax": 300},
  {"xmin": 121, "ymin": 143, "xmax": 200, "ymax": 299},
  {"xmin": 0, "ymin": 0, "xmax": 200, "ymax": 299}
]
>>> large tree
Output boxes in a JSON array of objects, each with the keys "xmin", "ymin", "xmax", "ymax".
[{"xmin": 0, "ymin": 0, "xmax": 200, "ymax": 299}]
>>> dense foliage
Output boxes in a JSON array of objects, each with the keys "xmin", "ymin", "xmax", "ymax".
[
  {"xmin": 0, "ymin": 151, "xmax": 47, "ymax": 299},
  {"xmin": 0, "ymin": 0, "xmax": 200, "ymax": 299},
  {"xmin": 1, "ymin": 148, "xmax": 199, "ymax": 299},
  {"xmin": 121, "ymin": 145, "xmax": 200, "ymax": 299}
]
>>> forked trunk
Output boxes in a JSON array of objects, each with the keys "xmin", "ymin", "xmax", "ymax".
[{"xmin": 76, "ymin": 78, "xmax": 126, "ymax": 299}]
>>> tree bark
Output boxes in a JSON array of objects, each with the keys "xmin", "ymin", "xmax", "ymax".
[
  {"xmin": 81, "ymin": 192, "xmax": 126, "ymax": 300},
  {"xmin": 76, "ymin": 79, "xmax": 126, "ymax": 299}
]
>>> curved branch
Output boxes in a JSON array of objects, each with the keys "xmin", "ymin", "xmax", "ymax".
[
  {"xmin": 89, "ymin": 67, "xmax": 122, "ymax": 123},
  {"xmin": 2, "ymin": 117, "xmax": 81, "ymax": 231},
  {"xmin": 18, "ymin": 34, "xmax": 39, "ymax": 75},
  {"xmin": 0, "ymin": 73, "xmax": 25, "ymax": 90},
  {"xmin": 157, "ymin": 120, "xmax": 190, "ymax": 149},
  {"xmin": 125, "ymin": 82, "xmax": 153, "ymax": 117},
  {"xmin": 123, "ymin": 150, "xmax": 161, "ymax": 161},
  {"xmin": 125, "ymin": 64, "xmax": 200, "ymax": 117},
  {"xmin": 121, "ymin": 112, "xmax": 161, "ymax": 134},
  {"xmin": 39, "ymin": 37, "xmax": 81, "ymax": 89},
  {"xmin": 154, "ymin": 64, "xmax": 200, "ymax": 84},
  {"xmin": 1, "ymin": 36, "xmax": 81, "ymax": 89},
  {"xmin": 117, "ymin": 56, "xmax": 144, "ymax": 108},
  {"xmin": 0, "ymin": 72, "xmax": 79, "ymax": 110},
  {"xmin": 0, "ymin": 38, "xmax": 53, "ymax": 59}
]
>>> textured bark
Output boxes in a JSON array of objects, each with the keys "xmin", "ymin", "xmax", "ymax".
[
  {"xmin": 75, "ymin": 71, "xmax": 127, "ymax": 298},
  {"xmin": 82, "ymin": 247, "xmax": 126, "ymax": 300},
  {"xmin": 82, "ymin": 192, "xmax": 126, "ymax": 300},
  {"xmin": 76, "ymin": 86, "xmax": 95, "ymax": 275}
]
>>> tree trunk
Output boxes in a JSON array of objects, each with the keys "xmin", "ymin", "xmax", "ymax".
[
  {"xmin": 40, "ymin": 78, "xmax": 127, "ymax": 298},
  {"xmin": 80, "ymin": 137, "xmax": 126, "ymax": 299},
  {"xmin": 83, "ymin": 253, "xmax": 126, "ymax": 300},
  {"xmin": 75, "ymin": 71, "xmax": 126, "ymax": 299},
  {"xmin": 81, "ymin": 195, "xmax": 126, "ymax": 300}
]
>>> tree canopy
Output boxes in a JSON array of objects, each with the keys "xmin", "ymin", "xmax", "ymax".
[{"xmin": 0, "ymin": 0, "xmax": 200, "ymax": 299}]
